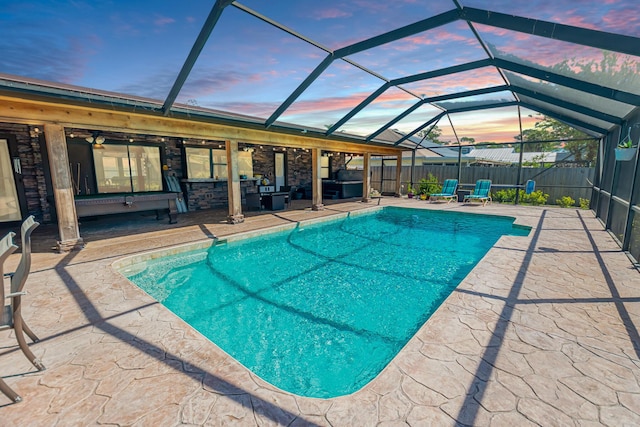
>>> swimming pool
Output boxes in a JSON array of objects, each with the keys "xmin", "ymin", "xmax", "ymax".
[{"xmin": 122, "ymin": 207, "xmax": 529, "ymax": 398}]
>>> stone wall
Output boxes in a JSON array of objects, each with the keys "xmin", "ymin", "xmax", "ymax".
[
  {"xmin": 251, "ymin": 146, "xmax": 345, "ymax": 198},
  {"xmin": 183, "ymin": 180, "xmax": 259, "ymax": 211},
  {"xmin": 0, "ymin": 122, "xmax": 51, "ymax": 223}
]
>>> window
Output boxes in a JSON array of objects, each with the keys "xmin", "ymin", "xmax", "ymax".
[
  {"xmin": 0, "ymin": 138, "xmax": 21, "ymax": 221},
  {"xmin": 93, "ymin": 144, "xmax": 162, "ymax": 193},
  {"xmin": 238, "ymin": 152, "xmax": 254, "ymax": 178},
  {"xmin": 184, "ymin": 147, "xmax": 211, "ymax": 179},
  {"xmin": 185, "ymin": 147, "xmax": 253, "ymax": 179},
  {"xmin": 321, "ymin": 155, "xmax": 330, "ymax": 179}
]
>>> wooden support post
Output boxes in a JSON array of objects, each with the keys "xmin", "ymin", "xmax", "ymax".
[
  {"xmin": 226, "ymin": 140, "xmax": 244, "ymax": 224},
  {"xmin": 362, "ymin": 153, "xmax": 372, "ymax": 203},
  {"xmin": 395, "ymin": 154, "xmax": 402, "ymax": 197},
  {"xmin": 43, "ymin": 124, "xmax": 84, "ymax": 252},
  {"xmin": 311, "ymin": 148, "xmax": 324, "ymax": 211}
]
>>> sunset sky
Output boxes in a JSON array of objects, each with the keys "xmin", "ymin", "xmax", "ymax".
[{"xmin": 0, "ymin": 1, "xmax": 637, "ymax": 143}]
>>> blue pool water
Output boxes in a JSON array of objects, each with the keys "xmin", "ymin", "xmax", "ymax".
[{"xmin": 124, "ymin": 207, "xmax": 529, "ymax": 398}]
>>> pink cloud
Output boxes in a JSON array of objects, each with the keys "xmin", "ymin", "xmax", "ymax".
[
  {"xmin": 433, "ymin": 107, "xmax": 545, "ymax": 143},
  {"xmin": 394, "ymin": 27, "xmax": 477, "ymax": 53},
  {"xmin": 478, "ymin": 25, "xmax": 612, "ymax": 69},
  {"xmin": 602, "ymin": 8, "xmax": 640, "ymax": 36},
  {"xmin": 312, "ymin": 8, "xmax": 352, "ymax": 20},
  {"xmin": 403, "ymin": 67, "xmax": 506, "ymax": 97},
  {"xmin": 287, "ymin": 92, "xmax": 374, "ymax": 116},
  {"xmin": 561, "ymin": 15, "xmax": 599, "ymax": 31}
]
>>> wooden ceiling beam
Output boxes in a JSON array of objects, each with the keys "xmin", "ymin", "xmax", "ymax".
[{"xmin": 0, "ymin": 96, "xmax": 403, "ymax": 156}]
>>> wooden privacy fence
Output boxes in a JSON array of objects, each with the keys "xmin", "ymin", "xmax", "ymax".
[{"xmin": 371, "ymin": 165, "xmax": 595, "ymax": 204}]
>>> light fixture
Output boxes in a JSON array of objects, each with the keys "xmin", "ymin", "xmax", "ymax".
[
  {"xmin": 85, "ymin": 131, "xmax": 105, "ymax": 149},
  {"xmin": 69, "ymin": 132, "xmax": 75, "ymax": 138},
  {"xmin": 129, "ymin": 137, "xmax": 134, "ymax": 143}
]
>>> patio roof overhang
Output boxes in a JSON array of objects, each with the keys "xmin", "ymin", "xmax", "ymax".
[{"xmin": 0, "ymin": 93, "xmax": 403, "ymax": 156}]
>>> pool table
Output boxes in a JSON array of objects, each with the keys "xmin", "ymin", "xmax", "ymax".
[{"xmin": 74, "ymin": 192, "xmax": 179, "ymax": 223}]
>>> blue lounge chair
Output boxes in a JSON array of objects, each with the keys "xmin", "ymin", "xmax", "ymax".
[
  {"xmin": 525, "ymin": 180, "xmax": 535, "ymax": 194},
  {"xmin": 463, "ymin": 180, "xmax": 492, "ymax": 206},
  {"xmin": 429, "ymin": 179, "xmax": 458, "ymax": 203}
]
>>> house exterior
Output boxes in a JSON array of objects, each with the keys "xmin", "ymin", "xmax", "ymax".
[{"xmin": 0, "ymin": 99, "xmax": 403, "ymax": 252}]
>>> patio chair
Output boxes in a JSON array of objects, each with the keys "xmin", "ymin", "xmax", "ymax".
[
  {"xmin": 0, "ymin": 231, "xmax": 22, "ymax": 403},
  {"xmin": 429, "ymin": 179, "xmax": 458, "ymax": 203},
  {"xmin": 244, "ymin": 192, "xmax": 263, "ymax": 211},
  {"xmin": 286, "ymin": 186, "xmax": 297, "ymax": 208},
  {"xmin": 369, "ymin": 188, "xmax": 383, "ymax": 205},
  {"xmin": 279, "ymin": 186, "xmax": 295, "ymax": 208},
  {"xmin": 463, "ymin": 180, "xmax": 492, "ymax": 206},
  {"xmin": 525, "ymin": 180, "xmax": 536, "ymax": 194},
  {"xmin": 2, "ymin": 216, "xmax": 45, "ymax": 372}
]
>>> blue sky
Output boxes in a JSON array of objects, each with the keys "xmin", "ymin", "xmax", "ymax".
[{"xmin": 0, "ymin": 1, "xmax": 637, "ymax": 143}]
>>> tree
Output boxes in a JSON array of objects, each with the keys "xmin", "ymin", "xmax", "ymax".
[
  {"xmin": 417, "ymin": 125, "xmax": 444, "ymax": 145},
  {"xmin": 515, "ymin": 117, "xmax": 596, "ymax": 162},
  {"xmin": 490, "ymin": 46, "xmax": 636, "ymax": 163},
  {"xmin": 514, "ymin": 116, "xmax": 560, "ymax": 152},
  {"xmin": 552, "ymin": 51, "xmax": 639, "ymax": 89}
]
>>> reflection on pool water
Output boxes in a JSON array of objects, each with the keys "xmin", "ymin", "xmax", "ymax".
[{"xmin": 123, "ymin": 207, "xmax": 529, "ymax": 398}]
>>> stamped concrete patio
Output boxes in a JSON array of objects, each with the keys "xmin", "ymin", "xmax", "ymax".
[{"xmin": 1, "ymin": 199, "xmax": 639, "ymax": 426}]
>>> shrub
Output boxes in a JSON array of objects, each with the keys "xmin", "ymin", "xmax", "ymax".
[
  {"xmin": 579, "ymin": 198, "xmax": 590, "ymax": 210},
  {"xmin": 493, "ymin": 189, "xmax": 548, "ymax": 205},
  {"xmin": 418, "ymin": 173, "xmax": 441, "ymax": 195},
  {"xmin": 494, "ymin": 188, "xmax": 517, "ymax": 203},
  {"xmin": 556, "ymin": 196, "xmax": 576, "ymax": 208},
  {"xmin": 521, "ymin": 190, "xmax": 549, "ymax": 206}
]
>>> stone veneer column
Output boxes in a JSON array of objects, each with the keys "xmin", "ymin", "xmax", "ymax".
[
  {"xmin": 362, "ymin": 153, "xmax": 371, "ymax": 203},
  {"xmin": 43, "ymin": 124, "xmax": 84, "ymax": 251},
  {"xmin": 395, "ymin": 154, "xmax": 403, "ymax": 197},
  {"xmin": 311, "ymin": 148, "xmax": 324, "ymax": 211},
  {"xmin": 226, "ymin": 140, "xmax": 244, "ymax": 224}
]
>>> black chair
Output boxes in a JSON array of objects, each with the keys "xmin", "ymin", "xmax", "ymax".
[
  {"xmin": 280, "ymin": 186, "xmax": 295, "ymax": 208},
  {"xmin": 244, "ymin": 192, "xmax": 263, "ymax": 211}
]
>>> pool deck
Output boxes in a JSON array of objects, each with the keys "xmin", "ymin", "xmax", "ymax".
[{"xmin": 1, "ymin": 198, "xmax": 640, "ymax": 426}]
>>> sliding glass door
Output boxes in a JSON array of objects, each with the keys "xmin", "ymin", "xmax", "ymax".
[{"xmin": 0, "ymin": 138, "xmax": 21, "ymax": 222}]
